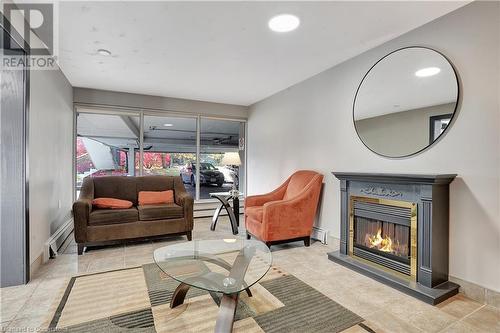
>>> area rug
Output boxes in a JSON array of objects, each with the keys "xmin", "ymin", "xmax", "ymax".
[{"xmin": 46, "ymin": 263, "xmax": 363, "ymax": 332}]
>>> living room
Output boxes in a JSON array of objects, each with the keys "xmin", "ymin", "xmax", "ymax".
[{"xmin": 1, "ymin": 1, "xmax": 499, "ymax": 332}]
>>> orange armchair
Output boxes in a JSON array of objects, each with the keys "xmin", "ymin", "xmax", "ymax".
[{"xmin": 245, "ymin": 170, "xmax": 323, "ymax": 248}]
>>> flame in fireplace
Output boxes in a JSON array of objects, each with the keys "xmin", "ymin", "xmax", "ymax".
[{"xmin": 368, "ymin": 229, "xmax": 393, "ymax": 253}]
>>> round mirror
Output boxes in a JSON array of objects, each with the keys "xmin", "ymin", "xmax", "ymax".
[{"xmin": 353, "ymin": 47, "xmax": 459, "ymax": 158}]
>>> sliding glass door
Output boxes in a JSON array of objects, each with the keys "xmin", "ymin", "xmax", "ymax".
[
  {"xmin": 75, "ymin": 112, "xmax": 140, "ymax": 195},
  {"xmin": 75, "ymin": 110, "xmax": 246, "ymax": 201},
  {"xmin": 141, "ymin": 114, "xmax": 197, "ymax": 195},
  {"xmin": 199, "ymin": 118, "xmax": 245, "ymax": 199}
]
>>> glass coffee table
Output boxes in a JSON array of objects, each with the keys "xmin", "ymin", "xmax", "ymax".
[{"xmin": 153, "ymin": 239, "xmax": 272, "ymax": 332}]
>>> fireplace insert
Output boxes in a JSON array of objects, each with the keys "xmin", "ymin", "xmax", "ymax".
[{"xmin": 349, "ymin": 197, "xmax": 417, "ymax": 279}]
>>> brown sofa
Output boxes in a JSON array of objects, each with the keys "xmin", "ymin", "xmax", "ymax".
[{"xmin": 73, "ymin": 175, "xmax": 193, "ymax": 254}]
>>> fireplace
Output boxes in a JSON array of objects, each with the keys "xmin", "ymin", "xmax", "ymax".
[
  {"xmin": 350, "ymin": 197, "xmax": 416, "ymax": 279},
  {"xmin": 328, "ymin": 173, "xmax": 460, "ymax": 305}
]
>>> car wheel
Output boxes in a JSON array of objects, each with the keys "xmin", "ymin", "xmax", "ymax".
[
  {"xmin": 190, "ymin": 175, "xmax": 195, "ymax": 187},
  {"xmin": 217, "ymin": 182, "xmax": 223, "ymax": 187}
]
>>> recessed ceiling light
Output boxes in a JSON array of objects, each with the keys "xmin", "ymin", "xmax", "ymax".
[
  {"xmin": 415, "ymin": 67, "xmax": 440, "ymax": 77},
  {"xmin": 163, "ymin": 123, "xmax": 173, "ymax": 127},
  {"xmin": 268, "ymin": 14, "xmax": 300, "ymax": 33},
  {"xmin": 97, "ymin": 49, "xmax": 111, "ymax": 56}
]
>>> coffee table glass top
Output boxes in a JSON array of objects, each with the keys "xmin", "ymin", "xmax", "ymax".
[{"xmin": 153, "ymin": 239, "xmax": 272, "ymax": 294}]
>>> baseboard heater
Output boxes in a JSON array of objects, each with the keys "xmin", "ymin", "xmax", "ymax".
[
  {"xmin": 45, "ymin": 217, "xmax": 74, "ymax": 260},
  {"xmin": 194, "ymin": 199, "xmax": 244, "ymax": 219},
  {"xmin": 312, "ymin": 227, "xmax": 328, "ymax": 244}
]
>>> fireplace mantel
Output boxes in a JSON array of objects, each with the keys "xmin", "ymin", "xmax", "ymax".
[
  {"xmin": 328, "ymin": 172, "xmax": 459, "ymax": 305},
  {"xmin": 332, "ymin": 172, "xmax": 457, "ymax": 185}
]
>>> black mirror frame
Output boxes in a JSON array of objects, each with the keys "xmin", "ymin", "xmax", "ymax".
[{"xmin": 352, "ymin": 46, "xmax": 460, "ymax": 159}]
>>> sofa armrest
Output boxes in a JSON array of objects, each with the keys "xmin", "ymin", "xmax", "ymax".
[
  {"xmin": 245, "ymin": 176, "xmax": 290, "ymax": 208},
  {"xmin": 174, "ymin": 177, "xmax": 194, "ymax": 230},
  {"xmin": 176, "ymin": 192, "xmax": 194, "ymax": 230},
  {"xmin": 73, "ymin": 177, "xmax": 94, "ymax": 243},
  {"xmin": 73, "ymin": 199, "xmax": 92, "ymax": 243}
]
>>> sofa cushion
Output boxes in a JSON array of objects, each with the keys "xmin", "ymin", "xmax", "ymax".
[
  {"xmin": 92, "ymin": 198, "xmax": 133, "ymax": 209},
  {"xmin": 246, "ymin": 218, "xmax": 264, "ymax": 240},
  {"xmin": 138, "ymin": 190, "xmax": 174, "ymax": 205},
  {"xmin": 89, "ymin": 208, "xmax": 138, "ymax": 226},
  {"xmin": 245, "ymin": 206, "xmax": 263, "ymax": 222},
  {"xmin": 138, "ymin": 203, "xmax": 184, "ymax": 221}
]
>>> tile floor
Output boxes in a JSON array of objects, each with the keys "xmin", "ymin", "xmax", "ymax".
[{"xmin": 1, "ymin": 216, "xmax": 498, "ymax": 332}]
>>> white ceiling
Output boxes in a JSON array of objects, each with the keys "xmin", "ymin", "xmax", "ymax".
[
  {"xmin": 77, "ymin": 113, "xmax": 138, "ymax": 138},
  {"xmin": 58, "ymin": 1, "xmax": 468, "ymax": 106},
  {"xmin": 354, "ymin": 47, "xmax": 458, "ymax": 120}
]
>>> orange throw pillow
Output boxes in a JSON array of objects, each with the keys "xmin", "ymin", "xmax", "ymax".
[
  {"xmin": 138, "ymin": 190, "xmax": 174, "ymax": 206},
  {"xmin": 92, "ymin": 198, "xmax": 133, "ymax": 209}
]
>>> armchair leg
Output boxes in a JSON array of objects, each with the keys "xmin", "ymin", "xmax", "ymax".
[
  {"xmin": 186, "ymin": 231, "xmax": 192, "ymax": 241},
  {"xmin": 77, "ymin": 244, "xmax": 85, "ymax": 255},
  {"xmin": 303, "ymin": 237, "xmax": 311, "ymax": 247},
  {"xmin": 246, "ymin": 232, "xmax": 251, "ymax": 240}
]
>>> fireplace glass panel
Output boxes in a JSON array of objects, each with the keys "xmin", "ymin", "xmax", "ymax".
[{"xmin": 353, "ymin": 217, "xmax": 411, "ymax": 265}]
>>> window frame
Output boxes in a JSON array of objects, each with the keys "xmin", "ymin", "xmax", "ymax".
[{"xmin": 74, "ymin": 105, "xmax": 247, "ymax": 202}]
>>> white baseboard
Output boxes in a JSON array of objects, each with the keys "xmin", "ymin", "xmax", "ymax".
[
  {"xmin": 30, "ymin": 252, "xmax": 43, "ymax": 277},
  {"xmin": 327, "ymin": 235, "xmax": 341, "ymax": 250},
  {"xmin": 449, "ymin": 275, "xmax": 500, "ymax": 308},
  {"xmin": 44, "ymin": 217, "xmax": 74, "ymax": 261}
]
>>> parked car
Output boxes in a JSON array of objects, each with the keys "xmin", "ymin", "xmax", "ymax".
[{"xmin": 181, "ymin": 162, "xmax": 225, "ymax": 186}]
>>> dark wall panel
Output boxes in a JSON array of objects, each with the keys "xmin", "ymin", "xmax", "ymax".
[{"xmin": 1, "ymin": 34, "xmax": 29, "ymax": 286}]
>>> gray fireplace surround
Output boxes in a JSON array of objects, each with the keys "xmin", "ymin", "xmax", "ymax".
[{"xmin": 328, "ymin": 172, "xmax": 459, "ymax": 305}]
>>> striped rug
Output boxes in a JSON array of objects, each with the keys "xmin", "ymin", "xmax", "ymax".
[{"xmin": 47, "ymin": 263, "xmax": 363, "ymax": 332}]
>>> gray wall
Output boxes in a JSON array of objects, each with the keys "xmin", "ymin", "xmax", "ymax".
[
  {"xmin": 29, "ymin": 68, "xmax": 74, "ymax": 265},
  {"xmin": 247, "ymin": 2, "xmax": 500, "ymax": 292},
  {"xmin": 355, "ymin": 103, "xmax": 455, "ymax": 156},
  {"xmin": 74, "ymin": 88, "xmax": 248, "ymax": 119}
]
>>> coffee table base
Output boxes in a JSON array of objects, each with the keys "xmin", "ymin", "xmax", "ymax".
[
  {"xmin": 215, "ymin": 293, "xmax": 239, "ymax": 333},
  {"xmin": 170, "ymin": 284, "xmax": 250, "ymax": 333},
  {"xmin": 170, "ymin": 282, "xmax": 191, "ymax": 308},
  {"xmin": 165, "ymin": 241, "xmax": 259, "ymax": 333}
]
